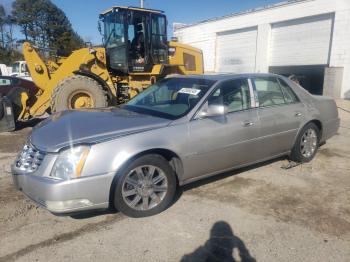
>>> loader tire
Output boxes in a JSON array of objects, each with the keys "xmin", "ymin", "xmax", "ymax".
[{"xmin": 51, "ymin": 75, "xmax": 108, "ymax": 112}]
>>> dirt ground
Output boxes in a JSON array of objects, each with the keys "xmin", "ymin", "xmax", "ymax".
[{"xmin": 0, "ymin": 100, "xmax": 349, "ymax": 262}]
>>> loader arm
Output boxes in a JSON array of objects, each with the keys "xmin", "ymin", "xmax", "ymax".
[
  {"xmin": 23, "ymin": 42, "xmax": 51, "ymax": 91},
  {"xmin": 21, "ymin": 42, "xmax": 114, "ymax": 119}
]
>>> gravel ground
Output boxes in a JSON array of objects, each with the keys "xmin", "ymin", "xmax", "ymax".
[{"xmin": 0, "ymin": 100, "xmax": 349, "ymax": 262}]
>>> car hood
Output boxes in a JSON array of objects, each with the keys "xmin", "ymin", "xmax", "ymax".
[{"xmin": 30, "ymin": 108, "xmax": 171, "ymax": 152}]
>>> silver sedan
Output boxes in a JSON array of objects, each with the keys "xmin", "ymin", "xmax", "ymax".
[{"xmin": 12, "ymin": 74, "xmax": 340, "ymax": 217}]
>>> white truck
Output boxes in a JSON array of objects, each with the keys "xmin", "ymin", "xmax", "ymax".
[
  {"xmin": 10, "ymin": 61, "xmax": 32, "ymax": 81},
  {"xmin": 0, "ymin": 64, "xmax": 10, "ymax": 76},
  {"xmin": 0, "ymin": 61, "xmax": 31, "ymax": 81}
]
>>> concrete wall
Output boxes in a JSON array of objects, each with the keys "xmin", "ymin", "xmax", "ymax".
[
  {"xmin": 328, "ymin": 5, "xmax": 350, "ymax": 98},
  {"xmin": 174, "ymin": 0, "xmax": 350, "ymax": 98}
]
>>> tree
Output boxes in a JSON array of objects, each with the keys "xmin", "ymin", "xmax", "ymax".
[
  {"xmin": 0, "ymin": 4, "xmax": 22, "ymax": 64},
  {"xmin": 0, "ymin": 4, "xmax": 5, "ymax": 48},
  {"xmin": 12, "ymin": 0, "xmax": 84, "ymax": 54},
  {"xmin": 0, "ymin": 47, "xmax": 23, "ymax": 65},
  {"xmin": 4, "ymin": 15, "xmax": 16, "ymax": 51}
]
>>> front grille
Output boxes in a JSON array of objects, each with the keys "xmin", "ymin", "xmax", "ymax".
[{"xmin": 15, "ymin": 144, "xmax": 45, "ymax": 172}]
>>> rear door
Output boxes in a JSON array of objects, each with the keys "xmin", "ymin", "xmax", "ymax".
[
  {"xmin": 184, "ymin": 78, "xmax": 261, "ymax": 180},
  {"xmin": 251, "ymin": 76, "xmax": 305, "ymax": 157}
]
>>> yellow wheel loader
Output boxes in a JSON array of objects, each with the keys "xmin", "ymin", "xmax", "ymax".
[{"xmin": 3, "ymin": 6, "xmax": 203, "ymax": 127}]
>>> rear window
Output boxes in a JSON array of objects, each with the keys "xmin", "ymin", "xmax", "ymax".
[
  {"xmin": 183, "ymin": 53, "xmax": 196, "ymax": 71},
  {"xmin": 278, "ymin": 78, "xmax": 299, "ymax": 103}
]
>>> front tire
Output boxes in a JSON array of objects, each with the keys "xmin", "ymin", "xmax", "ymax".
[
  {"xmin": 113, "ymin": 154, "xmax": 177, "ymax": 217},
  {"xmin": 290, "ymin": 122, "xmax": 320, "ymax": 163}
]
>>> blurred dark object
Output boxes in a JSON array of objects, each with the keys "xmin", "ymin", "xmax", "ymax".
[
  {"xmin": 0, "ymin": 95, "xmax": 16, "ymax": 132},
  {"xmin": 0, "ymin": 76, "xmax": 38, "ymax": 97}
]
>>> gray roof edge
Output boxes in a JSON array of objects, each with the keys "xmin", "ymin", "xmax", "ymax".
[
  {"xmin": 174, "ymin": 0, "xmax": 313, "ymax": 31},
  {"xmin": 169, "ymin": 73, "xmax": 281, "ymax": 81}
]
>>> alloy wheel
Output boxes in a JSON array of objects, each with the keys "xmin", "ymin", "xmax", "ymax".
[
  {"xmin": 300, "ymin": 128, "xmax": 317, "ymax": 158},
  {"xmin": 121, "ymin": 165, "xmax": 168, "ymax": 211}
]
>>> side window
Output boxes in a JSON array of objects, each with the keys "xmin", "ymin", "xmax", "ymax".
[
  {"xmin": 128, "ymin": 24, "xmax": 135, "ymax": 44},
  {"xmin": 183, "ymin": 53, "xmax": 196, "ymax": 71},
  {"xmin": 21, "ymin": 63, "xmax": 26, "ymax": 73},
  {"xmin": 253, "ymin": 77, "xmax": 285, "ymax": 107},
  {"xmin": 208, "ymin": 79, "xmax": 250, "ymax": 113},
  {"xmin": 0, "ymin": 77, "xmax": 11, "ymax": 86},
  {"xmin": 278, "ymin": 78, "xmax": 299, "ymax": 103},
  {"xmin": 151, "ymin": 15, "xmax": 167, "ymax": 63}
]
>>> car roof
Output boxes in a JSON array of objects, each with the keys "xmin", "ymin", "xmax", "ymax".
[
  {"xmin": 0, "ymin": 75, "xmax": 23, "ymax": 81},
  {"xmin": 100, "ymin": 6, "xmax": 164, "ymax": 15},
  {"xmin": 170, "ymin": 73, "xmax": 281, "ymax": 81}
]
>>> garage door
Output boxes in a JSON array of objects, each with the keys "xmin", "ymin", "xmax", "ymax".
[
  {"xmin": 215, "ymin": 27, "xmax": 258, "ymax": 73},
  {"xmin": 269, "ymin": 13, "xmax": 333, "ymax": 66}
]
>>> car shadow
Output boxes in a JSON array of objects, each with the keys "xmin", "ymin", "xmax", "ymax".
[
  {"xmin": 69, "ymin": 208, "xmax": 119, "ymax": 220},
  {"xmin": 70, "ymin": 156, "xmax": 287, "ymax": 219},
  {"xmin": 181, "ymin": 220, "xmax": 256, "ymax": 262},
  {"xmin": 171, "ymin": 156, "xmax": 286, "ymax": 208}
]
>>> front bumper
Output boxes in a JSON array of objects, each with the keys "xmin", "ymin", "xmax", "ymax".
[{"xmin": 12, "ymin": 166, "xmax": 115, "ymax": 214}]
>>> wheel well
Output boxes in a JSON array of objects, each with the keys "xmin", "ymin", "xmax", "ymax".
[
  {"xmin": 310, "ymin": 119, "xmax": 323, "ymax": 139},
  {"xmin": 108, "ymin": 149, "xmax": 183, "ymax": 209}
]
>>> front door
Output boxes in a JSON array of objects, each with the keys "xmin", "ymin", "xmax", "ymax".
[{"xmin": 184, "ymin": 78, "xmax": 261, "ymax": 180}]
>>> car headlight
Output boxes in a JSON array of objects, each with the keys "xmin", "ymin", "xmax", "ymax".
[{"xmin": 50, "ymin": 146, "xmax": 90, "ymax": 180}]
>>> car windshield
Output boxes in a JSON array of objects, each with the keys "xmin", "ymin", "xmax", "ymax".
[{"xmin": 124, "ymin": 77, "xmax": 216, "ymax": 119}]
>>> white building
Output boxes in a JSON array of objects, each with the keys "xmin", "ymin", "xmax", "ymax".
[{"xmin": 174, "ymin": 0, "xmax": 350, "ymax": 98}]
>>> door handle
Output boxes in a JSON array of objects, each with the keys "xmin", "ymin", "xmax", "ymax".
[
  {"xmin": 295, "ymin": 112, "xmax": 302, "ymax": 117},
  {"xmin": 242, "ymin": 121, "xmax": 254, "ymax": 127}
]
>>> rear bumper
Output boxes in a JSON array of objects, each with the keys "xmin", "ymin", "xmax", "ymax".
[
  {"xmin": 321, "ymin": 117, "xmax": 340, "ymax": 142},
  {"xmin": 12, "ymin": 166, "xmax": 115, "ymax": 214}
]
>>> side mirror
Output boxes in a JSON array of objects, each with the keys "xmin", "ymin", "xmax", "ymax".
[{"xmin": 197, "ymin": 103, "xmax": 227, "ymax": 119}]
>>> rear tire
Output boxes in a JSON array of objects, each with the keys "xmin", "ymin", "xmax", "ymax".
[
  {"xmin": 290, "ymin": 122, "xmax": 320, "ymax": 163},
  {"xmin": 113, "ymin": 154, "xmax": 177, "ymax": 218},
  {"xmin": 51, "ymin": 75, "xmax": 108, "ymax": 112}
]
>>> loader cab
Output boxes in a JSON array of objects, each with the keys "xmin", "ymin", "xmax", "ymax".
[{"xmin": 100, "ymin": 6, "xmax": 168, "ymax": 74}]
